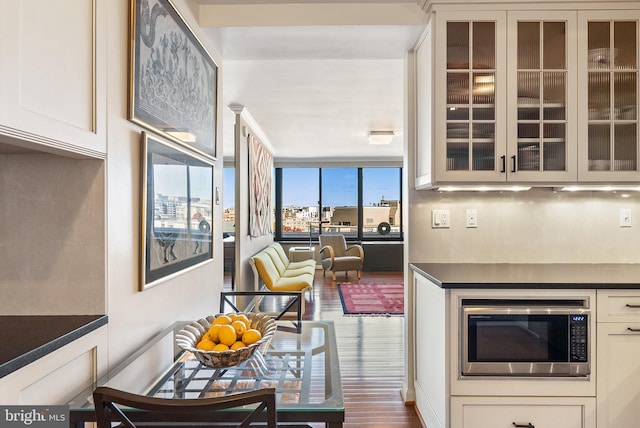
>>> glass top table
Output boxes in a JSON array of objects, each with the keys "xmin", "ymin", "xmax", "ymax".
[{"xmin": 68, "ymin": 320, "xmax": 344, "ymax": 428}]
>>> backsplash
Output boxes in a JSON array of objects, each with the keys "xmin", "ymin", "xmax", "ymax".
[{"xmin": 409, "ymin": 188, "xmax": 640, "ymax": 264}]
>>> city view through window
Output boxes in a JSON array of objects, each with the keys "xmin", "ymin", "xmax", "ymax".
[{"xmin": 223, "ymin": 167, "xmax": 402, "ymax": 241}]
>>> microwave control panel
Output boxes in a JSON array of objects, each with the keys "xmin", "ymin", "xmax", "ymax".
[{"xmin": 569, "ymin": 314, "xmax": 588, "ymax": 362}]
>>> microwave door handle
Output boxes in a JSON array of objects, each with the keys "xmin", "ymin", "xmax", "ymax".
[{"xmin": 513, "ymin": 423, "xmax": 535, "ymax": 428}]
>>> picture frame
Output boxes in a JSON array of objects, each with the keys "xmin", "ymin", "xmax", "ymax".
[
  {"xmin": 140, "ymin": 132, "xmax": 214, "ymax": 290},
  {"xmin": 130, "ymin": 0, "xmax": 218, "ymax": 159}
]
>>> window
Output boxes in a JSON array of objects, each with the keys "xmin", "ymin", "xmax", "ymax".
[
  {"xmin": 275, "ymin": 167, "xmax": 402, "ymax": 242},
  {"xmin": 222, "ymin": 167, "xmax": 235, "ymax": 240}
]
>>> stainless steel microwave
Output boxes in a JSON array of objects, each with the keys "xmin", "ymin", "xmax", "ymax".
[{"xmin": 460, "ymin": 298, "xmax": 591, "ymax": 378}]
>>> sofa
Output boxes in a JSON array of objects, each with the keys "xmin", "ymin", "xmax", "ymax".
[{"xmin": 249, "ymin": 242, "xmax": 315, "ymax": 293}]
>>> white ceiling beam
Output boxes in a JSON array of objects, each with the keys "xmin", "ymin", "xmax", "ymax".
[{"xmin": 198, "ymin": 3, "xmax": 428, "ymax": 27}]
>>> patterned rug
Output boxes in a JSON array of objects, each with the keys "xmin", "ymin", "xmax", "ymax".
[{"xmin": 337, "ymin": 282, "xmax": 404, "ymax": 316}]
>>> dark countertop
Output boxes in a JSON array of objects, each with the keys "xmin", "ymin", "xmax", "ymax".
[
  {"xmin": 410, "ymin": 263, "xmax": 640, "ymax": 289},
  {"xmin": 0, "ymin": 315, "xmax": 108, "ymax": 379}
]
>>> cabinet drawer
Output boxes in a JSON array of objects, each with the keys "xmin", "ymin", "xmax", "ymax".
[
  {"xmin": 597, "ymin": 290, "xmax": 640, "ymax": 322},
  {"xmin": 450, "ymin": 396, "xmax": 595, "ymax": 428}
]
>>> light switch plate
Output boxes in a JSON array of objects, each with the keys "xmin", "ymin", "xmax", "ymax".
[
  {"xmin": 620, "ymin": 208, "xmax": 632, "ymax": 227},
  {"xmin": 432, "ymin": 210, "xmax": 450, "ymax": 228}
]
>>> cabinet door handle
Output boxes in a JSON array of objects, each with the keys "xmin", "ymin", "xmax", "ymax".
[
  {"xmin": 500, "ymin": 155, "xmax": 506, "ymax": 173},
  {"xmin": 512, "ymin": 423, "xmax": 534, "ymax": 428},
  {"xmin": 626, "ymin": 304, "xmax": 640, "ymax": 308},
  {"xmin": 511, "ymin": 155, "xmax": 517, "ymax": 173},
  {"xmin": 627, "ymin": 327, "xmax": 640, "ymax": 333}
]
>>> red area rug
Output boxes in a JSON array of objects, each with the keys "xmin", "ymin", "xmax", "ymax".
[{"xmin": 337, "ymin": 282, "xmax": 404, "ymax": 316}]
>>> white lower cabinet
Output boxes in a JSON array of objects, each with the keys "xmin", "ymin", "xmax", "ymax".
[
  {"xmin": 450, "ymin": 396, "xmax": 596, "ymax": 428},
  {"xmin": 596, "ymin": 322, "xmax": 640, "ymax": 428}
]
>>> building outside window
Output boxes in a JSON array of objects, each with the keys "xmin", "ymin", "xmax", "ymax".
[{"xmin": 276, "ymin": 167, "xmax": 402, "ymax": 242}]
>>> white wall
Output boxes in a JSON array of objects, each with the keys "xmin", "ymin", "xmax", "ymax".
[
  {"xmin": 105, "ymin": 0, "xmax": 225, "ymax": 366},
  {"xmin": 409, "ymin": 188, "xmax": 640, "ymax": 264}
]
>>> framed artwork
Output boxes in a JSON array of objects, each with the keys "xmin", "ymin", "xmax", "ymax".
[
  {"xmin": 140, "ymin": 132, "xmax": 214, "ymax": 290},
  {"xmin": 130, "ymin": 0, "xmax": 218, "ymax": 159},
  {"xmin": 248, "ymin": 134, "xmax": 273, "ymax": 238}
]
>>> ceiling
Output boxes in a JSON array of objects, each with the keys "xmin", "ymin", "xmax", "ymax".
[{"xmin": 196, "ymin": 0, "xmax": 428, "ymax": 163}]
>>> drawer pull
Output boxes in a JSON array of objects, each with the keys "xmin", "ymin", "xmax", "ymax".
[
  {"xmin": 627, "ymin": 328, "xmax": 640, "ymax": 333},
  {"xmin": 626, "ymin": 304, "xmax": 640, "ymax": 309},
  {"xmin": 513, "ymin": 423, "xmax": 534, "ymax": 428}
]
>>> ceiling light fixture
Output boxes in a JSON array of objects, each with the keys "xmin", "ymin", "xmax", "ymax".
[{"xmin": 368, "ymin": 131, "xmax": 394, "ymax": 145}]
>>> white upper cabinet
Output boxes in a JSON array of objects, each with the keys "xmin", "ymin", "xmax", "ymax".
[
  {"xmin": 0, "ymin": 0, "xmax": 107, "ymax": 158},
  {"xmin": 578, "ymin": 11, "xmax": 640, "ymax": 182},
  {"xmin": 507, "ymin": 12, "xmax": 577, "ymax": 183},
  {"xmin": 434, "ymin": 11, "xmax": 507, "ymax": 183},
  {"xmin": 420, "ymin": 7, "xmax": 640, "ymax": 187}
]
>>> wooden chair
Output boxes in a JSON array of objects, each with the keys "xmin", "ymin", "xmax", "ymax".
[{"xmin": 93, "ymin": 386, "xmax": 277, "ymax": 428}]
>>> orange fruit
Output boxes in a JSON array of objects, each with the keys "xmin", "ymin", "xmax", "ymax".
[
  {"xmin": 242, "ymin": 329, "xmax": 262, "ymax": 345},
  {"xmin": 196, "ymin": 338, "xmax": 216, "ymax": 351},
  {"xmin": 212, "ymin": 315, "xmax": 232, "ymax": 326},
  {"xmin": 231, "ymin": 320, "xmax": 247, "ymax": 338},
  {"xmin": 230, "ymin": 341, "xmax": 246, "ymax": 350},
  {"xmin": 218, "ymin": 324, "xmax": 237, "ymax": 346},
  {"xmin": 212, "ymin": 343, "xmax": 229, "ymax": 351},
  {"xmin": 206, "ymin": 325, "xmax": 221, "ymax": 342}
]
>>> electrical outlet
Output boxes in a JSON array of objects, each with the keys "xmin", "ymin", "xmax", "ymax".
[
  {"xmin": 432, "ymin": 210, "xmax": 450, "ymax": 228},
  {"xmin": 620, "ymin": 208, "xmax": 632, "ymax": 227},
  {"xmin": 466, "ymin": 209, "xmax": 478, "ymax": 228}
]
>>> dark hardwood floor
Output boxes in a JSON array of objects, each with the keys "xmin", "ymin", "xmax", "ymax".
[{"xmin": 224, "ymin": 269, "xmax": 423, "ymax": 428}]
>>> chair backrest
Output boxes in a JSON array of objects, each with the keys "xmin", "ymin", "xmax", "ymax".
[
  {"xmin": 319, "ymin": 234, "xmax": 347, "ymax": 257},
  {"xmin": 251, "ymin": 251, "xmax": 280, "ymax": 290},
  {"xmin": 93, "ymin": 386, "xmax": 277, "ymax": 428}
]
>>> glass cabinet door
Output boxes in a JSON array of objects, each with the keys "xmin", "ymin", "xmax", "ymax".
[
  {"xmin": 507, "ymin": 12, "xmax": 577, "ymax": 181},
  {"xmin": 445, "ymin": 21, "xmax": 497, "ymax": 173},
  {"xmin": 435, "ymin": 11, "xmax": 506, "ymax": 182},
  {"xmin": 587, "ymin": 19, "xmax": 638, "ymax": 173}
]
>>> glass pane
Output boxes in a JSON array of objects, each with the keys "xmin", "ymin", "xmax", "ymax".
[
  {"xmin": 543, "ymin": 72, "xmax": 566, "ymax": 120},
  {"xmin": 448, "ymin": 73, "xmax": 470, "ymax": 104},
  {"xmin": 518, "ymin": 71, "xmax": 540, "ymax": 103},
  {"xmin": 614, "ymin": 21, "xmax": 637, "ymax": 69},
  {"xmin": 518, "ymin": 143, "xmax": 540, "ymax": 171},
  {"xmin": 222, "ymin": 167, "xmax": 235, "ymax": 240},
  {"xmin": 518, "ymin": 22, "xmax": 540, "ymax": 69},
  {"xmin": 473, "ymin": 22, "xmax": 495, "ymax": 69},
  {"xmin": 448, "ymin": 22, "xmax": 469, "ymax": 69},
  {"xmin": 472, "ymin": 143, "xmax": 495, "ymax": 171},
  {"xmin": 588, "ymin": 124, "xmax": 611, "ymax": 170},
  {"xmin": 362, "ymin": 168, "xmax": 401, "ymax": 239},
  {"xmin": 588, "ymin": 73, "xmax": 611, "ymax": 119},
  {"xmin": 518, "ymin": 123, "xmax": 540, "ymax": 139},
  {"xmin": 281, "ymin": 168, "xmax": 319, "ymax": 239},
  {"xmin": 448, "ymin": 123, "xmax": 469, "ymax": 139},
  {"xmin": 544, "ymin": 123, "xmax": 565, "ymax": 140},
  {"xmin": 447, "ymin": 107, "xmax": 469, "ymax": 121},
  {"xmin": 614, "ymin": 124, "xmax": 637, "ymax": 171},
  {"xmin": 473, "ymin": 106, "xmax": 494, "ymax": 120},
  {"xmin": 544, "ymin": 141, "xmax": 566, "ymax": 171},
  {"xmin": 472, "ymin": 73, "xmax": 495, "ymax": 104},
  {"xmin": 588, "ymin": 22, "xmax": 611, "ymax": 69},
  {"xmin": 543, "ymin": 22, "xmax": 566, "ymax": 69},
  {"xmin": 473, "ymin": 123, "xmax": 494, "ymax": 139},
  {"xmin": 614, "ymin": 72, "xmax": 636, "ymax": 113},
  {"xmin": 321, "ymin": 168, "xmax": 358, "ymax": 238},
  {"xmin": 447, "ymin": 143, "xmax": 470, "ymax": 170}
]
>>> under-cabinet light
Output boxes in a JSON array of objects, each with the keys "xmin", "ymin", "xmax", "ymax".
[
  {"xmin": 368, "ymin": 131, "xmax": 394, "ymax": 145},
  {"xmin": 436, "ymin": 185, "xmax": 532, "ymax": 192},
  {"xmin": 556, "ymin": 185, "xmax": 640, "ymax": 192}
]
